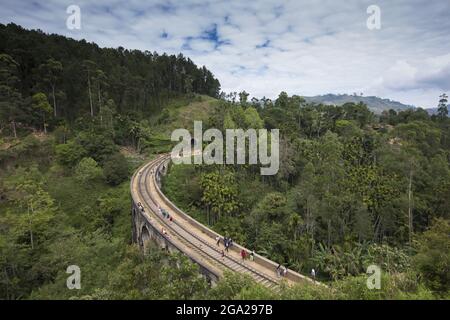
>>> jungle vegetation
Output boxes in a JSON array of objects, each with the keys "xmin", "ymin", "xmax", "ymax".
[{"xmin": 0, "ymin": 24, "xmax": 449, "ymax": 300}]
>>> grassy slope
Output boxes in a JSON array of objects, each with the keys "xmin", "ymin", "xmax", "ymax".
[
  {"xmin": 157, "ymin": 95, "xmax": 219, "ymax": 134},
  {"xmin": 132, "ymin": 95, "xmax": 219, "ymax": 155}
]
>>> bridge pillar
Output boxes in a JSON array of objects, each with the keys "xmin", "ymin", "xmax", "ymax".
[{"xmin": 131, "ymin": 202, "xmax": 138, "ymax": 243}]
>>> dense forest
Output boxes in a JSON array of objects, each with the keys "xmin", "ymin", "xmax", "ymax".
[
  {"xmin": 0, "ymin": 24, "xmax": 449, "ymax": 300},
  {"xmin": 0, "ymin": 23, "xmax": 220, "ymax": 133},
  {"xmin": 162, "ymin": 92, "xmax": 450, "ymax": 298}
]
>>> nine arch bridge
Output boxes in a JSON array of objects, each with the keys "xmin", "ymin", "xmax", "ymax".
[{"xmin": 130, "ymin": 154, "xmax": 319, "ymax": 287}]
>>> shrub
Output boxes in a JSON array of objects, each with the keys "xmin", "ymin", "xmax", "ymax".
[
  {"xmin": 55, "ymin": 140, "xmax": 86, "ymax": 168},
  {"xmin": 75, "ymin": 157, "xmax": 103, "ymax": 185},
  {"xmin": 414, "ymin": 218, "xmax": 450, "ymax": 294},
  {"xmin": 103, "ymin": 153, "xmax": 129, "ymax": 186}
]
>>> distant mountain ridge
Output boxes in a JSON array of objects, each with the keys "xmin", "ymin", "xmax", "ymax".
[
  {"xmin": 303, "ymin": 94, "xmax": 416, "ymax": 114},
  {"xmin": 425, "ymin": 107, "xmax": 449, "ymax": 116}
]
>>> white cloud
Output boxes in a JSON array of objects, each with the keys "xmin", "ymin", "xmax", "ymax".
[
  {"xmin": 368, "ymin": 54, "xmax": 450, "ymax": 107},
  {"xmin": 1, "ymin": 0, "xmax": 449, "ymax": 107}
]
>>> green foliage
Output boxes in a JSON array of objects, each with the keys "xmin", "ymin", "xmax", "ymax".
[
  {"xmin": 335, "ymin": 119, "xmax": 361, "ymax": 137},
  {"xmin": 37, "ymin": 58, "xmax": 63, "ymax": 118},
  {"xmin": 200, "ymin": 170, "xmax": 240, "ymax": 223},
  {"xmin": 55, "ymin": 140, "xmax": 87, "ymax": 169},
  {"xmin": 29, "ymin": 230, "xmax": 124, "ymax": 299},
  {"xmin": 279, "ymin": 282, "xmax": 334, "ymax": 300},
  {"xmin": 76, "ymin": 131, "xmax": 117, "ymax": 164},
  {"xmin": 332, "ymin": 272, "xmax": 435, "ymax": 300},
  {"xmin": 0, "ymin": 134, "xmax": 52, "ymax": 168},
  {"xmin": 162, "ymin": 163, "xmax": 202, "ymax": 211},
  {"xmin": 0, "ymin": 165, "xmax": 58, "ymax": 299},
  {"xmin": 223, "ymin": 111, "xmax": 236, "ymax": 130},
  {"xmin": 103, "ymin": 153, "xmax": 129, "ymax": 186},
  {"xmin": 313, "ymin": 243, "xmax": 411, "ymax": 280},
  {"xmin": 413, "ymin": 219, "xmax": 450, "ymax": 294},
  {"xmin": 53, "ymin": 125, "xmax": 71, "ymax": 144},
  {"xmin": 74, "ymin": 157, "xmax": 103, "ymax": 185},
  {"xmin": 32, "ymin": 244, "xmax": 210, "ymax": 300},
  {"xmin": 394, "ymin": 121, "xmax": 441, "ymax": 157},
  {"xmin": 2, "ymin": 166, "xmax": 57, "ymax": 249},
  {"xmin": 209, "ymin": 272, "xmax": 266, "ymax": 300},
  {"xmin": 249, "ymin": 192, "xmax": 287, "ymax": 221},
  {"xmin": 0, "ymin": 53, "xmax": 26, "ymax": 138},
  {"xmin": 31, "ymin": 92, "xmax": 52, "ymax": 132}
]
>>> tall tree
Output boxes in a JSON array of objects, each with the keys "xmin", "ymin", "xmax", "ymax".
[
  {"xmin": 93, "ymin": 69, "xmax": 108, "ymax": 109},
  {"xmin": 200, "ymin": 170, "xmax": 239, "ymax": 224},
  {"xmin": 31, "ymin": 93, "xmax": 52, "ymax": 134},
  {"xmin": 0, "ymin": 54, "xmax": 25, "ymax": 138},
  {"xmin": 437, "ymin": 93, "xmax": 448, "ymax": 119},
  {"xmin": 239, "ymin": 90, "xmax": 249, "ymax": 107},
  {"xmin": 82, "ymin": 60, "xmax": 97, "ymax": 117},
  {"xmin": 38, "ymin": 58, "xmax": 63, "ymax": 117}
]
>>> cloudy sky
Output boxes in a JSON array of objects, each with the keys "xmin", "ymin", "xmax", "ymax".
[{"xmin": 1, "ymin": 0, "xmax": 450, "ymax": 107}]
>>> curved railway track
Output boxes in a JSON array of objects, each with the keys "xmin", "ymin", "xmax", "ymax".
[{"xmin": 131, "ymin": 154, "xmax": 318, "ymax": 289}]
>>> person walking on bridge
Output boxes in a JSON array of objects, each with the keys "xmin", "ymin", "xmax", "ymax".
[
  {"xmin": 241, "ymin": 249, "xmax": 247, "ymax": 262},
  {"xmin": 229, "ymin": 238, "xmax": 233, "ymax": 250},
  {"xmin": 311, "ymin": 268, "xmax": 316, "ymax": 282},
  {"xmin": 282, "ymin": 266, "xmax": 287, "ymax": 277},
  {"xmin": 276, "ymin": 264, "xmax": 282, "ymax": 278},
  {"xmin": 250, "ymin": 251, "xmax": 255, "ymax": 262},
  {"xmin": 216, "ymin": 236, "xmax": 220, "ymax": 246}
]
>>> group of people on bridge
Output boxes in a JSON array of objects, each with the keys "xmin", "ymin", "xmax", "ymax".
[
  {"xmin": 150, "ymin": 165, "xmax": 164, "ymax": 182},
  {"xmin": 138, "ymin": 181, "xmax": 320, "ymax": 283},
  {"xmin": 158, "ymin": 206, "xmax": 173, "ymax": 223},
  {"xmin": 154, "ymin": 206, "xmax": 173, "ymax": 239},
  {"xmin": 214, "ymin": 233, "xmax": 318, "ymax": 281},
  {"xmin": 215, "ymin": 235, "xmax": 256, "ymax": 263},
  {"xmin": 216, "ymin": 235, "xmax": 234, "ymax": 252}
]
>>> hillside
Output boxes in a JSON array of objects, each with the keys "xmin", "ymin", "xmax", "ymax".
[
  {"xmin": 0, "ymin": 23, "xmax": 220, "ymax": 131},
  {"xmin": 303, "ymin": 94, "xmax": 415, "ymax": 114}
]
